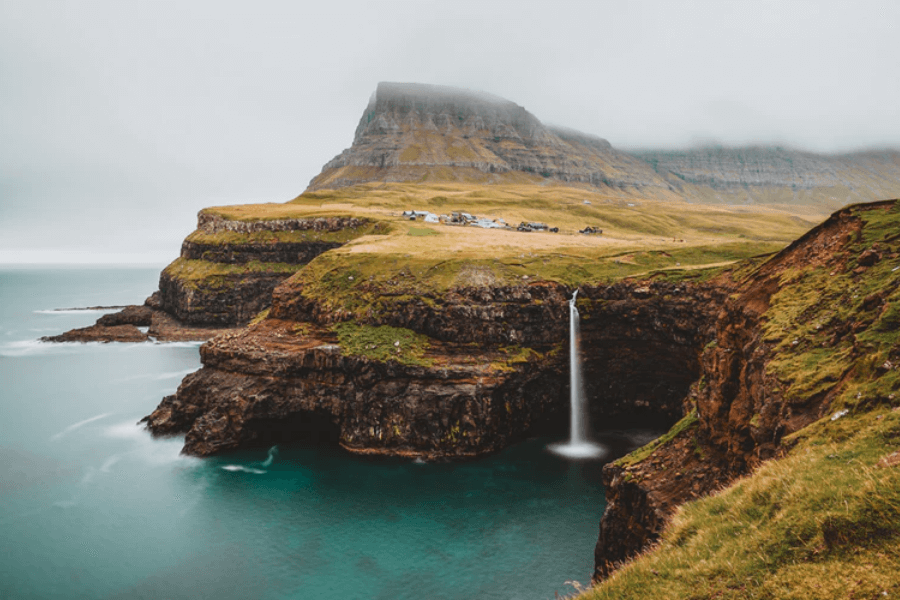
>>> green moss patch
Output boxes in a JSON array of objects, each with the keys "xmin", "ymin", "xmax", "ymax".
[
  {"xmin": 163, "ymin": 258, "xmax": 303, "ymax": 289},
  {"xmin": 185, "ymin": 220, "xmax": 391, "ymax": 246},
  {"xmin": 332, "ymin": 322, "xmax": 433, "ymax": 366},
  {"xmin": 615, "ymin": 409, "xmax": 699, "ymax": 468}
]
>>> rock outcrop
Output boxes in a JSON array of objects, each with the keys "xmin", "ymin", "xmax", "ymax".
[{"xmin": 155, "ymin": 214, "xmax": 376, "ymax": 326}]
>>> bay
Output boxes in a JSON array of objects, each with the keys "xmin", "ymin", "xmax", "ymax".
[{"xmin": 0, "ymin": 266, "xmax": 643, "ymax": 600}]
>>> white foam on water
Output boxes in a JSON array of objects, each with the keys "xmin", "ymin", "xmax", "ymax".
[
  {"xmin": 100, "ymin": 455, "xmax": 122, "ymax": 473},
  {"xmin": 122, "ymin": 340, "xmax": 204, "ymax": 350},
  {"xmin": 52, "ymin": 499, "xmax": 78, "ymax": 509},
  {"xmin": 50, "ymin": 412, "xmax": 113, "ymax": 441},
  {"xmin": 102, "ymin": 420, "xmax": 201, "ymax": 468},
  {"xmin": 260, "ymin": 445, "xmax": 278, "ymax": 467},
  {"xmin": 34, "ymin": 308, "xmax": 120, "ymax": 315},
  {"xmin": 111, "ymin": 368, "xmax": 196, "ymax": 384},
  {"xmin": 548, "ymin": 441, "xmax": 608, "ymax": 460},
  {"xmin": 221, "ymin": 465, "xmax": 267, "ymax": 475},
  {"xmin": 1, "ymin": 340, "xmax": 67, "ymax": 357}
]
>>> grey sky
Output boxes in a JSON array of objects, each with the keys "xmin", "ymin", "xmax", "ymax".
[{"xmin": 2, "ymin": 0, "xmax": 899, "ymax": 263}]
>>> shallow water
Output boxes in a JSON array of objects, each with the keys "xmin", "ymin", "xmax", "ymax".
[{"xmin": 0, "ymin": 266, "xmax": 652, "ymax": 599}]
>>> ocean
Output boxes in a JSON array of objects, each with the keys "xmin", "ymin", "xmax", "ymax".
[{"xmin": 0, "ymin": 266, "xmax": 642, "ymax": 600}]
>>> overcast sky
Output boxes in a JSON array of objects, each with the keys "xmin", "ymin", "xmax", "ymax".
[{"xmin": 2, "ymin": 0, "xmax": 899, "ymax": 263}]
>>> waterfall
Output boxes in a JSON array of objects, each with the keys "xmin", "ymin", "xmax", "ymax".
[
  {"xmin": 550, "ymin": 290, "xmax": 605, "ymax": 459},
  {"xmin": 569, "ymin": 290, "xmax": 587, "ymax": 445}
]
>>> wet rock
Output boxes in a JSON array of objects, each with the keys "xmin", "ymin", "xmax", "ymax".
[
  {"xmin": 96, "ymin": 305, "xmax": 154, "ymax": 327},
  {"xmin": 41, "ymin": 324, "xmax": 149, "ymax": 343}
]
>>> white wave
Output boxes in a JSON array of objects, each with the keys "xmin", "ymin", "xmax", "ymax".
[
  {"xmin": 221, "ymin": 465, "xmax": 267, "ymax": 475},
  {"xmin": 1, "ymin": 340, "xmax": 64, "ymax": 357},
  {"xmin": 122, "ymin": 341, "xmax": 204, "ymax": 350},
  {"xmin": 51, "ymin": 412, "xmax": 113, "ymax": 441},
  {"xmin": 111, "ymin": 368, "xmax": 196, "ymax": 383},
  {"xmin": 156, "ymin": 368, "xmax": 197, "ymax": 380},
  {"xmin": 104, "ymin": 420, "xmax": 149, "ymax": 441},
  {"xmin": 53, "ymin": 499, "xmax": 78, "ymax": 509},
  {"xmin": 103, "ymin": 420, "xmax": 201, "ymax": 468}
]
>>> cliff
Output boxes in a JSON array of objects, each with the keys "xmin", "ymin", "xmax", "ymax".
[
  {"xmin": 634, "ymin": 146, "xmax": 900, "ymax": 208},
  {"xmin": 143, "ymin": 273, "xmax": 728, "ymax": 458},
  {"xmin": 591, "ymin": 199, "xmax": 900, "ymax": 588}
]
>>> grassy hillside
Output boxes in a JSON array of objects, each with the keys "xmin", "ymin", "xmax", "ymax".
[
  {"xmin": 199, "ymin": 181, "xmax": 822, "ymax": 283},
  {"xmin": 581, "ymin": 201, "xmax": 900, "ymax": 599},
  {"xmin": 189, "ymin": 181, "xmax": 824, "ymax": 318}
]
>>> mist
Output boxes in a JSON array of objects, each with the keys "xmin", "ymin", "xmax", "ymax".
[{"xmin": 2, "ymin": 0, "xmax": 898, "ymax": 262}]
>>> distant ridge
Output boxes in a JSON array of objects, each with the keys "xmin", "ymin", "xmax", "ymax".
[
  {"xmin": 632, "ymin": 145, "xmax": 900, "ymax": 208},
  {"xmin": 307, "ymin": 82, "xmax": 900, "ymax": 209}
]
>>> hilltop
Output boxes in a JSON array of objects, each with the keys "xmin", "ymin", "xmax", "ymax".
[{"xmin": 308, "ymin": 82, "xmax": 680, "ymax": 195}]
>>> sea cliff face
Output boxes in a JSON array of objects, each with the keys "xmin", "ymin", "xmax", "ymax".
[
  {"xmin": 155, "ymin": 214, "xmax": 377, "ymax": 326},
  {"xmin": 143, "ymin": 277, "xmax": 726, "ymax": 460}
]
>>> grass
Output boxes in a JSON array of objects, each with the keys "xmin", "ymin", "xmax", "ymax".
[
  {"xmin": 168, "ymin": 180, "xmax": 822, "ymax": 315},
  {"xmin": 584, "ymin": 406, "xmax": 900, "ymax": 600},
  {"xmin": 332, "ymin": 322, "xmax": 433, "ymax": 366},
  {"xmin": 579, "ymin": 200, "xmax": 900, "ymax": 599},
  {"xmin": 760, "ymin": 202, "xmax": 900, "ymax": 406},
  {"xmin": 615, "ymin": 409, "xmax": 699, "ymax": 468},
  {"xmin": 163, "ymin": 258, "xmax": 304, "ymax": 288},
  {"xmin": 184, "ymin": 219, "xmax": 390, "ymax": 246}
]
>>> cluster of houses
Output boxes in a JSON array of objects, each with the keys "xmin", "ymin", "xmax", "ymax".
[
  {"xmin": 401, "ymin": 210, "xmax": 507, "ymax": 229},
  {"xmin": 401, "ymin": 210, "xmax": 570, "ymax": 233},
  {"xmin": 401, "ymin": 209, "xmax": 603, "ymax": 235}
]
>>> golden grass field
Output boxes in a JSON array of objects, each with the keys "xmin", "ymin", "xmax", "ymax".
[{"xmin": 202, "ymin": 181, "xmax": 829, "ymax": 279}]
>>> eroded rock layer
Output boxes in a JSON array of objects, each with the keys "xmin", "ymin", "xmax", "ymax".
[
  {"xmin": 144, "ymin": 277, "xmax": 727, "ymax": 459},
  {"xmin": 634, "ymin": 146, "xmax": 900, "ymax": 208}
]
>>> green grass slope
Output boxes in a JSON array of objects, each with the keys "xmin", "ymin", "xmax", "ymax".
[{"xmin": 582, "ymin": 200, "xmax": 900, "ymax": 599}]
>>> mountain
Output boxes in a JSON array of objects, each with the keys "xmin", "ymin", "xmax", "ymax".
[
  {"xmin": 308, "ymin": 82, "xmax": 677, "ymax": 195},
  {"xmin": 308, "ymin": 82, "xmax": 900, "ymax": 212}
]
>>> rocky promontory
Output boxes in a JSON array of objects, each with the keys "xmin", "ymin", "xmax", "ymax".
[{"xmin": 46, "ymin": 212, "xmax": 383, "ymax": 342}]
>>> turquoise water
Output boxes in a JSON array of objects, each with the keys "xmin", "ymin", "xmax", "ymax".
[{"xmin": 0, "ymin": 267, "xmax": 646, "ymax": 600}]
